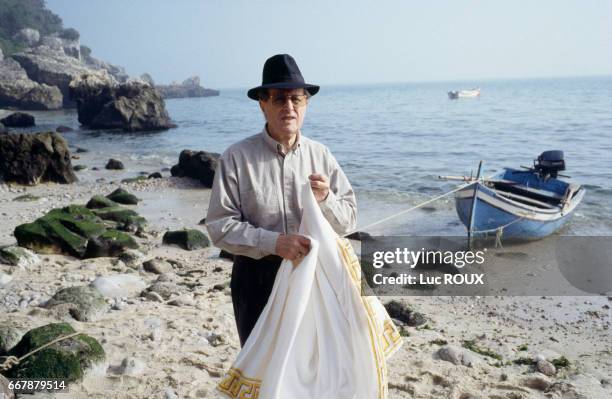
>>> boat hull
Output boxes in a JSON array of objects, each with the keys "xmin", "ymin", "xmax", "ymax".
[{"xmin": 455, "ymin": 179, "xmax": 585, "ymax": 239}]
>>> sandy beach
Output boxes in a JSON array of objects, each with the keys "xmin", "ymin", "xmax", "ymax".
[{"xmin": 1, "ymin": 159, "xmax": 610, "ymax": 399}]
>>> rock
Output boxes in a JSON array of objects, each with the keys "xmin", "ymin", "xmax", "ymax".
[
  {"xmin": 0, "ymin": 374, "xmax": 15, "ymax": 399},
  {"xmin": 73, "ymin": 164, "xmax": 87, "ymax": 171},
  {"xmin": 384, "ymin": 300, "xmax": 427, "ymax": 327},
  {"xmin": 118, "ymin": 249, "xmax": 145, "ymax": 269},
  {"xmin": 84, "ymin": 229, "xmax": 139, "ymax": 257},
  {"xmin": 0, "ymin": 272, "xmax": 13, "ymax": 288},
  {"xmin": 12, "ymin": 46, "xmax": 105, "ymax": 108},
  {"xmin": 536, "ymin": 359, "xmax": 557, "ymax": 376},
  {"xmin": 91, "ymin": 274, "xmax": 146, "ymax": 298},
  {"xmin": 118, "ymin": 357, "xmax": 145, "ymax": 375},
  {"xmin": 13, "ymin": 193, "xmax": 40, "ymax": 202},
  {"xmin": 156, "ymin": 75, "xmax": 220, "ymax": 99},
  {"xmin": 437, "ymin": 345, "xmax": 476, "ymax": 367},
  {"xmin": 86, "ymin": 195, "xmax": 119, "ymax": 209},
  {"xmin": 170, "ymin": 150, "xmax": 219, "ymax": 187},
  {"xmin": 167, "ymin": 296, "xmax": 196, "ymax": 307},
  {"xmin": 345, "ymin": 231, "xmax": 373, "ymax": 241},
  {"xmin": 143, "ymin": 258, "xmax": 173, "ymax": 274},
  {"xmin": 106, "ymin": 187, "xmax": 139, "ymax": 204},
  {"xmin": 0, "ymin": 112, "xmax": 35, "ymax": 127},
  {"xmin": 5, "ymin": 323, "xmax": 105, "ymax": 381},
  {"xmin": 81, "ymin": 50, "xmax": 129, "ymax": 83},
  {"xmin": 69, "ymin": 71, "xmax": 176, "ymax": 131},
  {"xmin": 148, "ymin": 172, "xmax": 162, "ymax": 179},
  {"xmin": 91, "ymin": 206, "xmax": 147, "ymax": 232},
  {"xmin": 105, "ymin": 158, "xmax": 124, "ymax": 170},
  {"xmin": 219, "ymin": 249, "xmax": 234, "ymax": 260},
  {"xmin": 163, "ymin": 229, "xmax": 211, "ymax": 250},
  {"xmin": 205, "ymin": 331, "xmax": 226, "ymax": 347},
  {"xmin": 140, "ymin": 73, "xmax": 155, "ymax": 86},
  {"xmin": 14, "ymin": 205, "xmax": 106, "ymax": 257},
  {"xmin": 13, "ymin": 28, "xmax": 41, "ymax": 46},
  {"xmin": 144, "ymin": 281, "xmax": 186, "ymax": 300},
  {"xmin": 0, "ymin": 122, "xmax": 6, "ymax": 134},
  {"xmin": 522, "ymin": 375, "xmax": 551, "ymax": 391},
  {"xmin": 45, "ymin": 285, "xmax": 109, "ymax": 322},
  {"xmin": 56, "ymin": 125, "xmax": 73, "ymax": 132},
  {"xmin": 164, "ymin": 387, "xmax": 179, "ymax": 399},
  {"xmin": 0, "ymin": 246, "xmax": 40, "ymax": 268},
  {"xmin": 0, "ymin": 58, "xmax": 63, "ymax": 110},
  {"xmin": 0, "ymin": 325, "xmax": 23, "ymax": 355},
  {"xmin": 143, "ymin": 291, "xmax": 164, "ymax": 302},
  {"xmin": 0, "ymin": 131, "xmax": 77, "ymax": 185}
]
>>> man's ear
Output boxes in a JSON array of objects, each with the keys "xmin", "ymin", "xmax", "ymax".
[{"xmin": 259, "ymin": 101, "xmax": 267, "ymax": 117}]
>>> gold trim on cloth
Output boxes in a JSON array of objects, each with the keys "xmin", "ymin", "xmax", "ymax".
[
  {"xmin": 217, "ymin": 367, "xmax": 261, "ymax": 399},
  {"xmin": 337, "ymin": 237, "xmax": 394, "ymax": 399}
]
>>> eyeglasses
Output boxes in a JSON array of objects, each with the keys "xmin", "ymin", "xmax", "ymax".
[{"xmin": 265, "ymin": 94, "xmax": 309, "ymax": 108}]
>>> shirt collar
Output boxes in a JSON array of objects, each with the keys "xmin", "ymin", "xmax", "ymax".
[{"xmin": 261, "ymin": 125, "xmax": 301, "ymax": 155}]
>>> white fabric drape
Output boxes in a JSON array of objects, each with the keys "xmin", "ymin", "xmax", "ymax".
[{"xmin": 218, "ymin": 183, "xmax": 402, "ymax": 399}]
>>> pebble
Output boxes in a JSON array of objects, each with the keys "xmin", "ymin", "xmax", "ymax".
[
  {"xmin": 437, "ymin": 345, "xmax": 476, "ymax": 367},
  {"xmin": 536, "ymin": 359, "xmax": 556, "ymax": 376},
  {"xmin": 164, "ymin": 388, "xmax": 178, "ymax": 399},
  {"xmin": 118, "ymin": 357, "xmax": 146, "ymax": 375}
]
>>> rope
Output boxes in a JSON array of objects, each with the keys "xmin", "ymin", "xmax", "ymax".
[
  {"xmin": 342, "ymin": 180, "xmax": 478, "ymax": 238},
  {"xmin": 470, "ymin": 216, "xmax": 525, "ymax": 248},
  {"xmin": 0, "ymin": 331, "xmax": 82, "ymax": 372}
]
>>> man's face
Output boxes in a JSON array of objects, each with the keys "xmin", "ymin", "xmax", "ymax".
[{"xmin": 259, "ymin": 88, "xmax": 308, "ymax": 139}]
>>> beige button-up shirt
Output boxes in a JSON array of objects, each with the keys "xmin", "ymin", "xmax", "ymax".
[{"xmin": 206, "ymin": 127, "xmax": 357, "ymax": 259}]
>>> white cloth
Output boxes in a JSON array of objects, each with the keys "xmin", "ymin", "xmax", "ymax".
[{"xmin": 218, "ymin": 183, "xmax": 402, "ymax": 399}]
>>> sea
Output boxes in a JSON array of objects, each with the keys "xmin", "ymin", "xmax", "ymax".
[{"xmin": 6, "ymin": 76, "xmax": 612, "ymax": 237}]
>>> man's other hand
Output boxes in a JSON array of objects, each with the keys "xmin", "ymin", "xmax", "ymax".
[
  {"xmin": 309, "ymin": 174, "xmax": 329, "ymax": 203},
  {"xmin": 275, "ymin": 234, "xmax": 311, "ymax": 261}
]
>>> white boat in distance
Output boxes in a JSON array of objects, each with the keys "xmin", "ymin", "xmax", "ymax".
[{"xmin": 448, "ymin": 88, "xmax": 480, "ymax": 99}]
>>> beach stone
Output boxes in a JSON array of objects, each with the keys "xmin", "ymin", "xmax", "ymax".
[
  {"xmin": 69, "ymin": 71, "xmax": 175, "ymax": 131},
  {"xmin": 56, "ymin": 125, "xmax": 73, "ymax": 133},
  {"xmin": 0, "ymin": 325, "xmax": 23, "ymax": 355},
  {"xmin": 143, "ymin": 291, "xmax": 164, "ymax": 302},
  {"xmin": 105, "ymin": 158, "xmax": 124, "ymax": 170},
  {"xmin": 536, "ymin": 359, "xmax": 556, "ymax": 376},
  {"xmin": 106, "ymin": 187, "xmax": 139, "ymax": 204},
  {"xmin": 14, "ymin": 205, "xmax": 106, "ymax": 258},
  {"xmin": 5, "ymin": 323, "xmax": 105, "ymax": 381},
  {"xmin": 205, "ymin": 331, "xmax": 226, "ymax": 347},
  {"xmin": 148, "ymin": 172, "xmax": 162, "ymax": 179},
  {"xmin": 163, "ymin": 229, "xmax": 211, "ymax": 250},
  {"xmin": 143, "ymin": 258, "xmax": 173, "ymax": 274},
  {"xmin": 345, "ymin": 231, "xmax": 373, "ymax": 241},
  {"xmin": 0, "ymin": 272, "xmax": 13, "ymax": 288},
  {"xmin": 0, "ymin": 374, "xmax": 15, "ymax": 399},
  {"xmin": 0, "ymin": 112, "xmax": 35, "ymax": 127},
  {"xmin": 171, "ymin": 150, "xmax": 219, "ymax": 187},
  {"xmin": 144, "ymin": 281, "xmax": 186, "ymax": 300},
  {"xmin": 522, "ymin": 375, "xmax": 551, "ymax": 391},
  {"xmin": 118, "ymin": 357, "xmax": 145, "ymax": 375},
  {"xmin": 164, "ymin": 387, "xmax": 179, "ymax": 399},
  {"xmin": 45, "ymin": 285, "xmax": 109, "ymax": 322},
  {"xmin": 91, "ymin": 274, "xmax": 146, "ymax": 298},
  {"xmin": 437, "ymin": 345, "xmax": 476, "ymax": 367},
  {"xmin": 0, "ymin": 246, "xmax": 40, "ymax": 268},
  {"xmin": 73, "ymin": 164, "xmax": 87, "ymax": 171},
  {"xmin": 0, "ymin": 131, "xmax": 77, "ymax": 185},
  {"xmin": 118, "ymin": 249, "xmax": 146, "ymax": 269},
  {"xmin": 384, "ymin": 300, "xmax": 427, "ymax": 327}
]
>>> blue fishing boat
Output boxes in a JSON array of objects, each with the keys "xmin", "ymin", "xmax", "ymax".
[{"xmin": 447, "ymin": 151, "xmax": 585, "ymax": 241}]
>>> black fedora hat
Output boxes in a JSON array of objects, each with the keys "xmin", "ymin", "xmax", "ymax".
[{"xmin": 247, "ymin": 54, "xmax": 320, "ymax": 100}]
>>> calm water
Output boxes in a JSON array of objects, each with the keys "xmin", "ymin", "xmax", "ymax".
[{"xmin": 13, "ymin": 76, "xmax": 612, "ymax": 236}]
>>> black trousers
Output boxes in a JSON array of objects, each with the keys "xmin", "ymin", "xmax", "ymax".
[{"xmin": 231, "ymin": 254, "xmax": 283, "ymax": 347}]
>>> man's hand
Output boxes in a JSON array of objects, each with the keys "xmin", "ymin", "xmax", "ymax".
[
  {"xmin": 309, "ymin": 174, "xmax": 329, "ymax": 203},
  {"xmin": 275, "ymin": 234, "xmax": 311, "ymax": 261}
]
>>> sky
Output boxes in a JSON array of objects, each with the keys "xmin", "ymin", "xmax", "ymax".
[{"xmin": 46, "ymin": 0, "xmax": 612, "ymax": 89}]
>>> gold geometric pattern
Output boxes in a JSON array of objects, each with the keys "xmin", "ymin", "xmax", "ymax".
[{"xmin": 217, "ymin": 367, "xmax": 261, "ymax": 399}]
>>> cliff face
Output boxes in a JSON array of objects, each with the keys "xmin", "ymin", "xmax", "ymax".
[{"xmin": 155, "ymin": 76, "xmax": 220, "ymax": 99}]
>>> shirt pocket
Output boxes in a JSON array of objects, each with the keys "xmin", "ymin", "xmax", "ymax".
[{"xmin": 239, "ymin": 186, "xmax": 280, "ymax": 228}]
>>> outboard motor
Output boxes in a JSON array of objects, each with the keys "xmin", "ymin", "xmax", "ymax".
[{"xmin": 534, "ymin": 150, "xmax": 565, "ymax": 178}]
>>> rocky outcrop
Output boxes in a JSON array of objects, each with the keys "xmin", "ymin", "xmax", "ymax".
[
  {"xmin": 69, "ymin": 72, "xmax": 175, "ymax": 131},
  {"xmin": 0, "ymin": 131, "xmax": 77, "ymax": 185},
  {"xmin": 11, "ymin": 45, "xmax": 96, "ymax": 107},
  {"xmin": 12, "ymin": 28, "xmax": 41, "ymax": 47},
  {"xmin": 156, "ymin": 75, "xmax": 219, "ymax": 99},
  {"xmin": 0, "ymin": 57, "xmax": 63, "ymax": 110},
  {"xmin": 170, "ymin": 150, "xmax": 219, "ymax": 187},
  {"xmin": 0, "ymin": 112, "xmax": 35, "ymax": 127}
]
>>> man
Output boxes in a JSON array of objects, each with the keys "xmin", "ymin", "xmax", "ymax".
[{"xmin": 206, "ymin": 54, "xmax": 357, "ymax": 346}]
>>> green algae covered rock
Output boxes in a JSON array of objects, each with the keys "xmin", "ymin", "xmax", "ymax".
[
  {"xmin": 14, "ymin": 205, "xmax": 106, "ymax": 258},
  {"xmin": 6, "ymin": 323, "xmax": 105, "ymax": 382},
  {"xmin": 162, "ymin": 229, "xmax": 211, "ymax": 251},
  {"xmin": 106, "ymin": 187, "xmax": 139, "ymax": 205},
  {"xmin": 86, "ymin": 195, "xmax": 119, "ymax": 209},
  {"xmin": 45, "ymin": 286, "xmax": 109, "ymax": 322},
  {"xmin": 85, "ymin": 230, "xmax": 139, "ymax": 258},
  {"xmin": 91, "ymin": 206, "xmax": 147, "ymax": 233}
]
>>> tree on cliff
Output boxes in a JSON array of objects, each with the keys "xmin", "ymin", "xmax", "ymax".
[{"xmin": 0, "ymin": 0, "xmax": 64, "ymax": 55}]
